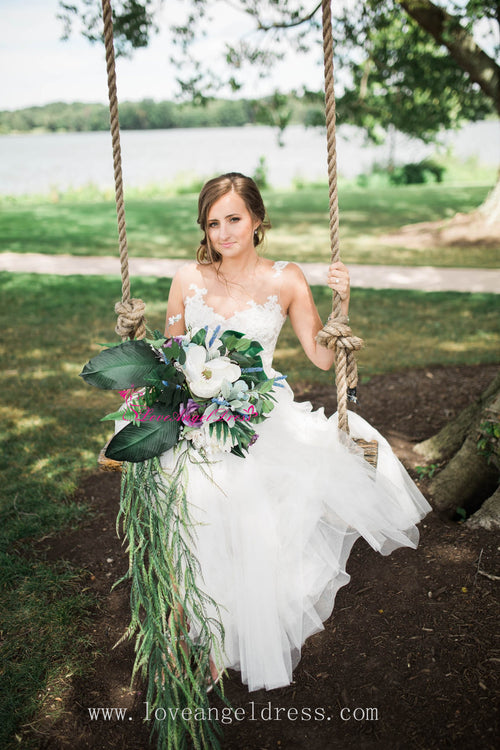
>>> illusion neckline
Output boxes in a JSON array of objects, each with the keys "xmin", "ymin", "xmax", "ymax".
[{"xmin": 185, "ymin": 283, "xmax": 287, "ymax": 324}]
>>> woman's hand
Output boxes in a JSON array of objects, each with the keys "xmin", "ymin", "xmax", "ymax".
[
  {"xmin": 326, "ymin": 261, "xmax": 350, "ymax": 316},
  {"xmin": 326, "ymin": 261, "xmax": 350, "ymax": 300}
]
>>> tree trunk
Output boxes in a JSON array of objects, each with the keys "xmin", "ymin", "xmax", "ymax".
[
  {"xmin": 399, "ymin": 0, "xmax": 500, "ymax": 113},
  {"xmin": 478, "ymin": 176, "xmax": 500, "ymax": 224},
  {"xmin": 414, "ymin": 371, "xmax": 500, "ymax": 517},
  {"xmin": 467, "ymin": 485, "xmax": 500, "ymax": 530}
]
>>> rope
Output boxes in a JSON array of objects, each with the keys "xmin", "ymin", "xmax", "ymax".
[
  {"xmin": 101, "ymin": 0, "xmax": 146, "ymax": 341},
  {"xmin": 317, "ymin": 0, "xmax": 363, "ymax": 435}
]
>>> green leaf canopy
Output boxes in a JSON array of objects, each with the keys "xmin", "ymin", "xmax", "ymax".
[
  {"xmin": 106, "ymin": 403, "xmax": 180, "ymax": 462},
  {"xmin": 80, "ymin": 340, "xmax": 163, "ymax": 390}
]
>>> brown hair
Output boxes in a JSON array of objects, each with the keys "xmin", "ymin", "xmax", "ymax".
[{"xmin": 196, "ymin": 172, "xmax": 271, "ymax": 264}]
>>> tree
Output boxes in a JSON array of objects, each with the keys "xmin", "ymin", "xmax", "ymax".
[
  {"xmin": 59, "ymin": 1, "xmax": 499, "ymax": 194},
  {"xmin": 331, "ymin": 1, "xmax": 495, "ymax": 142},
  {"xmin": 58, "ymin": 2, "xmax": 498, "ymax": 116},
  {"xmin": 414, "ymin": 371, "xmax": 500, "ymax": 529},
  {"xmin": 400, "ymin": 0, "xmax": 499, "ymax": 111}
]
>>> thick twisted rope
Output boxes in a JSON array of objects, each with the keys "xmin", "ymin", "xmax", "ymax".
[
  {"xmin": 101, "ymin": 0, "xmax": 146, "ymax": 340},
  {"xmin": 317, "ymin": 0, "xmax": 363, "ymax": 435}
]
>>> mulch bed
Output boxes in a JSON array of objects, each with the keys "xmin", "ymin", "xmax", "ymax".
[{"xmin": 28, "ymin": 364, "xmax": 499, "ymax": 750}]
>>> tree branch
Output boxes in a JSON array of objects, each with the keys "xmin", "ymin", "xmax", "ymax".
[
  {"xmin": 399, "ymin": 0, "xmax": 500, "ymax": 113},
  {"xmin": 256, "ymin": 1, "xmax": 322, "ymax": 32}
]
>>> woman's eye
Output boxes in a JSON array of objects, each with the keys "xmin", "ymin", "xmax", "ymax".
[
  {"xmin": 208, "ymin": 222, "xmax": 218, "ymax": 228},
  {"xmin": 230, "ymin": 217, "xmax": 240, "ymax": 223}
]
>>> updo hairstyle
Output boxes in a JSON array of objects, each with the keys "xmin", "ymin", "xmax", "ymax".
[{"xmin": 196, "ymin": 172, "xmax": 271, "ymax": 264}]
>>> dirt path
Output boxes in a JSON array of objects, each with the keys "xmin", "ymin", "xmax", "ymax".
[
  {"xmin": 25, "ymin": 363, "xmax": 499, "ymax": 750},
  {"xmin": 1, "ymin": 251, "xmax": 499, "ymax": 292}
]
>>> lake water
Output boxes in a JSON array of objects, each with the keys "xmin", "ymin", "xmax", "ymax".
[{"xmin": 0, "ymin": 121, "xmax": 497, "ymax": 196}]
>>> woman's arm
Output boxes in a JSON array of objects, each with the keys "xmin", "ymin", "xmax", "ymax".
[
  {"xmin": 164, "ymin": 268, "xmax": 187, "ymax": 337},
  {"xmin": 285, "ymin": 261, "xmax": 350, "ymax": 371}
]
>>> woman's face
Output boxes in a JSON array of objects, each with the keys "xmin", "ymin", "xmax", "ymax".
[{"xmin": 206, "ymin": 191, "xmax": 260, "ymax": 260}]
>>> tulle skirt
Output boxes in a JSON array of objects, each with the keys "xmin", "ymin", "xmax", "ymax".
[{"xmin": 156, "ymin": 379, "xmax": 432, "ymax": 692}]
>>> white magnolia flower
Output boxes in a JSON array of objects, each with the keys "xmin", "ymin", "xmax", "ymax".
[
  {"xmin": 186, "ymin": 326, "xmax": 223, "ymax": 359},
  {"xmin": 182, "ymin": 344, "xmax": 241, "ymax": 398}
]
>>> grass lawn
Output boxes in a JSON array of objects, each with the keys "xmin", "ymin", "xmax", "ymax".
[
  {"xmin": 0, "ymin": 271, "xmax": 499, "ymax": 746},
  {"xmin": 0, "ymin": 183, "xmax": 496, "ymax": 267}
]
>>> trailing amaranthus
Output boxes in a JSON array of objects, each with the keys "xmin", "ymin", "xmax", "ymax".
[{"xmin": 114, "ymin": 450, "xmax": 229, "ymax": 749}]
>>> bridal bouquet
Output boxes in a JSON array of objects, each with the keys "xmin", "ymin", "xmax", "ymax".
[{"xmin": 80, "ymin": 325, "xmax": 284, "ymax": 462}]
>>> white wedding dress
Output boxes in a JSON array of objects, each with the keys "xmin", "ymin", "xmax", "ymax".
[{"xmin": 154, "ymin": 261, "xmax": 432, "ymax": 693}]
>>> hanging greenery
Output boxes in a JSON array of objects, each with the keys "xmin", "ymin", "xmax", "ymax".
[{"xmin": 114, "ymin": 449, "xmax": 231, "ymax": 749}]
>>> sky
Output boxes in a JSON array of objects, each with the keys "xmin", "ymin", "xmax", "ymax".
[{"xmin": 0, "ymin": 0, "xmax": 326, "ymax": 111}]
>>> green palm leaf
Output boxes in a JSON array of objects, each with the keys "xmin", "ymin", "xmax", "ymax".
[
  {"xmin": 80, "ymin": 340, "xmax": 162, "ymax": 390},
  {"xmin": 105, "ymin": 403, "xmax": 180, "ymax": 461}
]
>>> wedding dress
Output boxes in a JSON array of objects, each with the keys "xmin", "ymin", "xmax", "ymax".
[{"xmin": 155, "ymin": 260, "xmax": 432, "ymax": 693}]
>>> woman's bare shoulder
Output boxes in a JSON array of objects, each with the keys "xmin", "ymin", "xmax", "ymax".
[
  {"xmin": 263, "ymin": 260, "xmax": 308, "ymax": 314},
  {"xmin": 269, "ymin": 260, "xmax": 307, "ymax": 288},
  {"xmin": 173, "ymin": 262, "xmax": 210, "ymax": 288},
  {"xmin": 258, "ymin": 258, "xmax": 303, "ymax": 280}
]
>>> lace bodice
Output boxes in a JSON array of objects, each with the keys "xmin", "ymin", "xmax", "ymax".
[{"xmin": 184, "ymin": 284, "xmax": 287, "ymax": 375}]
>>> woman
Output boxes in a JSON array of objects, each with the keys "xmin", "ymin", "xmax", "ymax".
[{"xmin": 162, "ymin": 172, "xmax": 431, "ymax": 693}]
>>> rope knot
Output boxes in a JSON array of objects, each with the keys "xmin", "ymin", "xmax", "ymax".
[
  {"xmin": 316, "ymin": 313, "xmax": 363, "ymax": 417},
  {"xmin": 316, "ymin": 314, "xmax": 363, "ymax": 353},
  {"xmin": 115, "ymin": 298, "xmax": 146, "ymax": 340}
]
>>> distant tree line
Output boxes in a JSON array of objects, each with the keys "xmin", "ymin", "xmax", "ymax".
[{"xmin": 0, "ymin": 94, "xmax": 322, "ymax": 134}]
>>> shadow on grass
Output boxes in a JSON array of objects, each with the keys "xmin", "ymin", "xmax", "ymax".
[
  {"xmin": 1, "ymin": 184, "xmax": 496, "ymax": 265},
  {"xmin": 0, "ymin": 270, "xmax": 498, "ymax": 746}
]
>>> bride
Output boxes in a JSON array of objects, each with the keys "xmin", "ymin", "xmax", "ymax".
[{"xmin": 160, "ymin": 172, "xmax": 431, "ymax": 693}]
